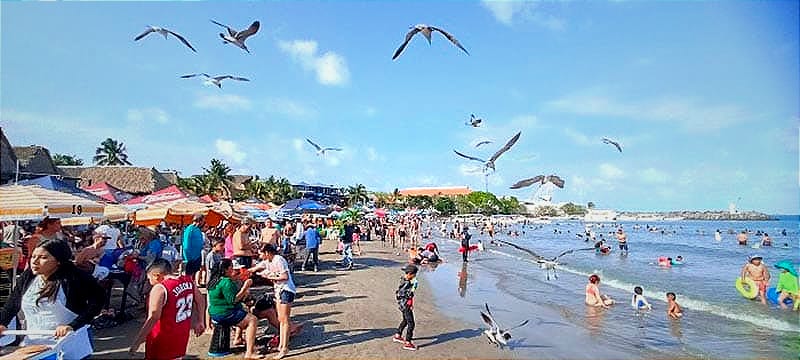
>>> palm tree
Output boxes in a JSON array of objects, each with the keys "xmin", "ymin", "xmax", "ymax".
[
  {"xmin": 52, "ymin": 153, "xmax": 84, "ymax": 166},
  {"xmin": 93, "ymin": 138, "xmax": 132, "ymax": 165},
  {"xmin": 203, "ymin": 159, "xmax": 234, "ymax": 199},
  {"xmin": 346, "ymin": 184, "xmax": 369, "ymax": 207}
]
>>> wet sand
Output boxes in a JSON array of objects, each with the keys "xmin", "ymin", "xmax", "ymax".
[{"xmin": 91, "ymin": 239, "xmax": 510, "ymax": 359}]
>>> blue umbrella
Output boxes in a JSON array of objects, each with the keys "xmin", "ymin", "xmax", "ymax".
[{"xmin": 279, "ymin": 199, "xmax": 329, "ymax": 215}]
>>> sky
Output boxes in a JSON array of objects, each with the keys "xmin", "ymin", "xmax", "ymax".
[{"xmin": 1, "ymin": 1, "xmax": 798, "ymax": 214}]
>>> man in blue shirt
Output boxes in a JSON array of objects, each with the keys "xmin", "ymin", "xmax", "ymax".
[
  {"xmin": 181, "ymin": 214, "xmax": 205, "ymax": 278},
  {"xmin": 301, "ymin": 223, "xmax": 321, "ymax": 272}
]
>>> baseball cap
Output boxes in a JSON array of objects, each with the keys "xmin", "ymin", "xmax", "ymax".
[{"xmin": 401, "ymin": 264, "xmax": 418, "ymax": 274}]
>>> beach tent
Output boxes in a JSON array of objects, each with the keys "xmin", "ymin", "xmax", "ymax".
[
  {"xmin": 125, "ymin": 185, "xmax": 188, "ymax": 206},
  {"xmin": 16, "ymin": 176, "xmax": 106, "ymax": 203},
  {"xmin": 82, "ymin": 182, "xmax": 134, "ymax": 204},
  {"xmin": 0, "ymin": 185, "xmax": 105, "ymax": 221}
]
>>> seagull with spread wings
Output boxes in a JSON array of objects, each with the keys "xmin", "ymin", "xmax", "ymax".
[
  {"xmin": 466, "ymin": 114, "xmax": 482, "ymax": 127},
  {"xmin": 495, "ymin": 239, "xmax": 594, "ymax": 280},
  {"xmin": 480, "ymin": 303, "xmax": 529, "ymax": 347},
  {"xmin": 211, "ymin": 20, "xmax": 260, "ymax": 53},
  {"xmin": 134, "ymin": 26, "xmax": 197, "ymax": 52},
  {"xmin": 454, "ymin": 131, "xmax": 521, "ymax": 172},
  {"xmin": 509, "ymin": 175, "xmax": 565, "ymax": 190},
  {"xmin": 392, "ymin": 24, "xmax": 469, "ymax": 60},
  {"xmin": 602, "ymin": 138, "xmax": 623, "ymax": 153},
  {"xmin": 180, "ymin": 73, "xmax": 250, "ymax": 88},
  {"xmin": 306, "ymin": 138, "xmax": 342, "ymax": 157}
]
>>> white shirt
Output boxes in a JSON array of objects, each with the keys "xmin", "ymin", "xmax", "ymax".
[
  {"xmin": 95, "ymin": 224, "xmax": 121, "ymax": 251},
  {"xmin": 21, "ymin": 276, "xmax": 78, "ymax": 346},
  {"xmin": 267, "ymin": 255, "xmax": 296, "ymax": 294}
]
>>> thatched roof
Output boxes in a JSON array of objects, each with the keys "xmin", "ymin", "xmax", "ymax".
[
  {"xmin": 12, "ymin": 145, "xmax": 60, "ymax": 176},
  {"xmin": 0, "ymin": 128, "xmax": 18, "ymax": 181},
  {"xmin": 58, "ymin": 166, "xmax": 172, "ymax": 195},
  {"xmin": 231, "ymin": 175, "xmax": 254, "ymax": 191},
  {"xmin": 159, "ymin": 170, "xmax": 179, "ymax": 185}
]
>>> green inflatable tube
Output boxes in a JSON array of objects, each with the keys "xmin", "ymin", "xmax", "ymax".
[{"xmin": 736, "ymin": 277, "xmax": 758, "ymax": 299}]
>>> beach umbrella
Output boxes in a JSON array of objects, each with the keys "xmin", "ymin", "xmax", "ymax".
[
  {"xmin": 16, "ymin": 176, "xmax": 107, "ymax": 203},
  {"xmin": 774, "ymin": 260, "xmax": 798, "ymax": 277},
  {"xmin": 59, "ymin": 204, "xmax": 134, "ymax": 226},
  {"xmin": 125, "ymin": 185, "xmax": 188, "ymax": 206},
  {"xmin": 82, "ymin": 182, "xmax": 134, "ymax": 203},
  {"xmin": 0, "ymin": 185, "xmax": 105, "ymax": 221},
  {"xmin": 374, "ymin": 208, "xmax": 387, "ymax": 218}
]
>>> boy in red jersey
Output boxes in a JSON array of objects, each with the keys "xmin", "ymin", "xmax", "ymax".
[{"xmin": 129, "ymin": 259, "xmax": 206, "ymax": 359}]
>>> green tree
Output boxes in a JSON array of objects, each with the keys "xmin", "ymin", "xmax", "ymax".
[
  {"xmin": 346, "ymin": 184, "xmax": 369, "ymax": 206},
  {"xmin": 497, "ymin": 196, "xmax": 523, "ymax": 215},
  {"xmin": 202, "ymin": 159, "xmax": 234, "ymax": 200},
  {"xmin": 534, "ymin": 205, "xmax": 560, "ymax": 217},
  {"xmin": 93, "ymin": 138, "xmax": 132, "ymax": 165},
  {"xmin": 405, "ymin": 195, "xmax": 433, "ymax": 209},
  {"xmin": 561, "ymin": 202, "xmax": 587, "ymax": 215},
  {"xmin": 52, "ymin": 153, "xmax": 84, "ymax": 166},
  {"xmin": 433, "ymin": 196, "xmax": 457, "ymax": 215},
  {"xmin": 465, "ymin": 191, "xmax": 502, "ymax": 215}
]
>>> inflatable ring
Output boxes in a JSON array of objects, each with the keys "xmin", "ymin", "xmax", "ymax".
[
  {"xmin": 735, "ymin": 277, "xmax": 758, "ymax": 299},
  {"xmin": 766, "ymin": 287, "xmax": 794, "ymax": 305}
]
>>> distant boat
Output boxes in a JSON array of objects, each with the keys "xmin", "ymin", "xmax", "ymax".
[{"xmin": 584, "ymin": 209, "xmax": 618, "ymax": 222}]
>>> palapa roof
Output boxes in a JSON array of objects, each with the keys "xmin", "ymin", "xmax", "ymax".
[
  {"xmin": 58, "ymin": 166, "xmax": 172, "ymax": 195},
  {"xmin": 0, "ymin": 128, "xmax": 18, "ymax": 180},
  {"xmin": 398, "ymin": 186, "xmax": 472, "ymax": 197},
  {"xmin": 12, "ymin": 145, "xmax": 60, "ymax": 176},
  {"xmin": 159, "ymin": 170, "xmax": 179, "ymax": 185},
  {"xmin": 231, "ymin": 175, "xmax": 254, "ymax": 190}
]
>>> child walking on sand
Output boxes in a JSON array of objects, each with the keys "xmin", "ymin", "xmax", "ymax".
[
  {"xmin": 631, "ymin": 286, "xmax": 652, "ymax": 310},
  {"xmin": 666, "ymin": 292, "xmax": 683, "ymax": 318},
  {"xmin": 392, "ymin": 264, "xmax": 419, "ymax": 351}
]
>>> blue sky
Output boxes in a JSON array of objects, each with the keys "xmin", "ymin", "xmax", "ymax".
[{"xmin": 2, "ymin": 1, "xmax": 798, "ymax": 213}]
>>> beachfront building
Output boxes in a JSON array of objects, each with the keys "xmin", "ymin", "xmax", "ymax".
[
  {"xmin": 292, "ymin": 181, "xmax": 345, "ymax": 206},
  {"xmin": 59, "ymin": 165, "xmax": 174, "ymax": 196},
  {"xmin": 398, "ymin": 186, "xmax": 472, "ymax": 197},
  {"xmin": 0, "ymin": 128, "xmax": 68, "ymax": 184}
]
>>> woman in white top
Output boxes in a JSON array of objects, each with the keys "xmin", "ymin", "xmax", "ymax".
[{"xmin": 250, "ymin": 244, "xmax": 296, "ymax": 360}]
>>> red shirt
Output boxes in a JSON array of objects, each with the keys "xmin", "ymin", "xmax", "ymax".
[{"xmin": 146, "ymin": 275, "xmax": 194, "ymax": 360}]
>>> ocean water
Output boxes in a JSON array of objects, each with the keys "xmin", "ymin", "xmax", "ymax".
[{"xmin": 422, "ymin": 218, "xmax": 800, "ymax": 359}]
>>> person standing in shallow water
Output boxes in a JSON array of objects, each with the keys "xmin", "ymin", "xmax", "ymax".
[{"xmin": 460, "ymin": 226, "xmax": 472, "ymax": 262}]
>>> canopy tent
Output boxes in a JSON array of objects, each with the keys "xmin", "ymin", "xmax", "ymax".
[
  {"xmin": 125, "ymin": 185, "xmax": 188, "ymax": 206},
  {"xmin": 16, "ymin": 176, "xmax": 107, "ymax": 203},
  {"xmin": 0, "ymin": 185, "xmax": 105, "ymax": 221},
  {"xmin": 278, "ymin": 198, "xmax": 330, "ymax": 216},
  {"xmin": 82, "ymin": 182, "xmax": 134, "ymax": 204},
  {"xmin": 59, "ymin": 204, "xmax": 134, "ymax": 226}
]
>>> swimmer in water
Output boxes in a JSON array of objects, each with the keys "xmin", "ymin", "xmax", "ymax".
[{"xmin": 666, "ymin": 292, "xmax": 682, "ymax": 318}]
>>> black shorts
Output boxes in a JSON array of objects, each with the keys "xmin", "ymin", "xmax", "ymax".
[
  {"xmin": 184, "ymin": 257, "xmax": 202, "ymax": 276},
  {"xmin": 619, "ymin": 243, "xmax": 628, "ymax": 251}
]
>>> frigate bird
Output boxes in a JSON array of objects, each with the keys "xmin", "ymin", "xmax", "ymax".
[
  {"xmin": 480, "ymin": 303, "xmax": 529, "ymax": 347},
  {"xmin": 211, "ymin": 20, "xmax": 260, "ymax": 53},
  {"xmin": 392, "ymin": 24, "xmax": 469, "ymax": 60},
  {"xmin": 134, "ymin": 26, "xmax": 197, "ymax": 52},
  {"xmin": 306, "ymin": 138, "xmax": 342, "ymax": 156},
  {"xmin": 509, "ymin": 175, "xmax": 565, "ymax": 190},
  {"xmin": 602, "ymin": 138, "xmax": 623, "ymax": 152},
  {"xmin": 180, "ymin": 73, "xmax": 250, "ymax": 88},
  {"xmin": 453, "ymin": 131, "xmax": 521, "ymax": 172}
]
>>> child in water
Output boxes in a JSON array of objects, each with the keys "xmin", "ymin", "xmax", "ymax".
[
  {"xmin": 666, "ymin": 292, "xmax": 683, "ymax": 318},
  {"xmin": 631, "ymin": 286, "xmax": 652, "ymax": 310}
]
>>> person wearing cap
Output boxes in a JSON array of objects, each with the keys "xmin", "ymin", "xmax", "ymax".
[
  {"xmin": 181, "ymin": 214, "xmax": 205, "ymax": 278},
  {"xmin": 773, "ymin": 260, "xmax": 799, "ymax": 310},
  {"xmin": 741, "ymin": 256, "xmax": 770, "ymax": 305},
  {"xmin": 392, "ymin": 264, "xmax": 419, "ymax": 351}
]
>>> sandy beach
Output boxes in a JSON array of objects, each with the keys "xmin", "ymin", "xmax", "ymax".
[{"xmin": 90, "ymin": 238, "xmax": 510, "ymax": 360}]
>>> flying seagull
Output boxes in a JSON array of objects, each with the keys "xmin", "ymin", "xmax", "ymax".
[
  {"xmin": 134, "ymin": 26, "xmax": 197, "ymax": 52},
  {"xmin": 211, "ymin": 20, "xmax": 260, "ymax": 53},
  {"xmin": 466, "ymin": 114, "xmax": 482, "ymax": 127},
  {"xmin": 306, "ymin": 138, "xmax": 342, "ymax": 156},
  {"xmin": 496, "ymin": 239, "xmax": 593, "ymax": 280},
  {"xmin": 602, "ymin": 138, "xmax": 623, "ymax": 152},
  {"xmin": 392, "ymin": 24, "xmax": 469, "ymax": 60},
  {"xmin": 480, "ymin": 303, "xmax": 529, "ymax": 347},
  {"xmin": 474, "ymin": 140, "xmax": 492, "ymax": 148},
  {"xmin": 509, "ymin": 175, "xmax": 565, "ymax": 190},
  {"xmin": 180, "ymin": 73, "xmax": 250, "ymax": 88},
  {"xmin": 453, "ymin": 131, "xmax": 521, "ymax": 172}
]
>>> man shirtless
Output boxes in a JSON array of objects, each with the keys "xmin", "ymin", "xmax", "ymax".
[
  {"xmin": 616, "ymin": 228, "xmax": 628, "ymax": 254},
  {"xmin": 737, "ymin": 231, "xmax": 748, "ymax": 245},
  {"xmin": 741, "ymin": 256, "xmax": 770, "ymax": 304}
]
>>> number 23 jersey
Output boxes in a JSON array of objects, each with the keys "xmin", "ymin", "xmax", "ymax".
[{"xmin": 146, "ymin": 275, "xmax": 195, "ymax": 360}]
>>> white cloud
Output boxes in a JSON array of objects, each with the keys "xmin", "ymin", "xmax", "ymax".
[
  {"xmin": 194, "ymin": 94, "xmax": 252, "ymax": 112},
  {"xmin": 564, "ymin": 128, "xmax": 592, "ymax": 146},
  {"xmin": 278, "ymin": 40, "xmax": 350, "ymax": 86},
  {"xmin": 365, "ymin": 147, "xmax": 380, "ymax": 162},
  {"xmin": 548, "ymin": 91, "xmax": 749, "ymax": 132},
  {"xmin": 481, "ymin": 0, "xmax": 565, "ymax": 30},
  {"xmin": 127, "ymin": 108, "xmax": 169, "ymax": 124},
  {"xmin": 215, "ymin": 139, "xmax": 247, "ymax": 164},
  {"xmin": 419, "ymin": 175, "xmax": 438, "ymax": 186},
  {"xmin": 265, "ymin": 98, "xmax": 315, "ymax": 118},
  {"xmin": 599, "ymin": 163, "xmax": 625, "ymax": 179},
  {"xmin": 638, "ymin": 168, "xmax": 668, "ymax": 184}
]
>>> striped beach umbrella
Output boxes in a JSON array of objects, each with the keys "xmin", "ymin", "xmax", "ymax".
[{"xmin": 0, "ymin": 185, "xmax": 105, "ymax": 221}]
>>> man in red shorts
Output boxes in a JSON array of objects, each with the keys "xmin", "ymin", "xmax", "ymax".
[{"xmin": 130, "ymin": 259, "xmax": 206, "ymax": 359}]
